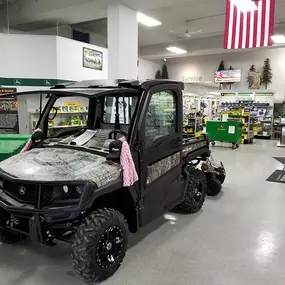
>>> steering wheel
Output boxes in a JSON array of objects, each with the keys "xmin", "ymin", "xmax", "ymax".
[{"xmin": 108, "ymin": 129, "xmax": 128, "ymax": 140}]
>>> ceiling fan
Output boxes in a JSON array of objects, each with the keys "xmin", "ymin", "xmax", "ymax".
[{"xmin": 176, "ymin": 20, "xmax": 202, "ymax": 39}]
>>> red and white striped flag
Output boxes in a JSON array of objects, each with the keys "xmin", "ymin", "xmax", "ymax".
[{"xmin": 224, "ymin": 0, "xmax": 275, "ymax": 49}]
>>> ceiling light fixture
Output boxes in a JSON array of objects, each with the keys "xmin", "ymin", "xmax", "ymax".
[
  {"xmin": 271, "ymin": 34, "xmax": 285, "ymax": 44},
  {"xmin": 137, "ymin": 12, "xmax": 161, "ymax": 27},
  {"xmin": 231, "ymin": 0, "xmax": 258, "ymax": 12},
  {"xmin": 166, "ymin": 46, "xmax": 187, "ymax": 54}
]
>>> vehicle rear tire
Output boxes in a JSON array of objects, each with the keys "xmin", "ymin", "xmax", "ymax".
[
  {"xmin": 0, "ymin": 229, "xmax": 24, "ymax": 244},
  {"xmin": 179, "ymin": 168, "xmax": 206, "ymax": 213},
  {"xmin": 206, "ymin": 177, "xmax": 222, "ymax": 196},
  {"xmin": 72, "ymin": 208, "xmax": 128, "ymax": 283},
  {"xmin": 216, "ymin": 173, "xmax": 226, "ymax": 184}
]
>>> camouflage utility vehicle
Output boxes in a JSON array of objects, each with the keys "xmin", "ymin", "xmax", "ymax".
[{"xmin": 0, "ymin": 80, "xmax": 210, "ymax": 282}]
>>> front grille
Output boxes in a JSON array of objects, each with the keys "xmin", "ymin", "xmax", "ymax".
[{"xmin": 2, "ymin": 180, "xmax": 53, "ymax": 205}]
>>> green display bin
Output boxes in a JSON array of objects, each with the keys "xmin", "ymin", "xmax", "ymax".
[
  {"xmin": 206, "ymin": 121, "xmax": 242, "ymax": 149},
  {"xmin": 0, "ymin": 134, "xmax": 31, "ymax": 161}
]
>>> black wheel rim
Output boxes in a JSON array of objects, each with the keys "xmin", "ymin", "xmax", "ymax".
[
  {"xmin": 193, "ymin": 179, "xmax": 203, "ymax": 203},
  {"xmin": 96, "ymin": 226, "xmax": 124, "ymax": 269}
]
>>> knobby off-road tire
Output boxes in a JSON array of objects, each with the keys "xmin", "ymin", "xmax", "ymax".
[
  {"xmin": 0, "ymin": 229, "xmax": 24, "ymax": 244},
  {"xmin": 72, "ymin": 208, "xmax": 129, "ymax": 283},
  {"xmin": 206, "ymin": 177, "xmax": 222, "ymax": 196},
  {"xmin": 216, "ymin": 173, "xmax": 226, "ymax": 184},
  {"xmin": 179, "ymin": 168, "xmax": 207, "ymax": 213}
]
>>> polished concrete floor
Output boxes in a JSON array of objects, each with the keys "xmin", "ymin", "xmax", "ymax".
[{"xmin": 1, "ymin": 140, "xmax": 285, "ymax": 285}]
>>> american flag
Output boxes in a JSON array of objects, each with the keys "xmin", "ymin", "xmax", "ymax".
[{"xmin": 224, "ymin": 0, "xmax": 275, "ymax": 49}]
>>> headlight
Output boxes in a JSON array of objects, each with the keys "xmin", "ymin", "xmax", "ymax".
[
  {"xmin": 75, "ymin": 185, "xmax": 84, "ymax": 195},
  {"xmin": 52, "ymin": 184, "xmax": 85, "ymax": 202}
]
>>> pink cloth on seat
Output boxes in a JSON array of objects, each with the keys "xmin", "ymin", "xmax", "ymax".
[
  {"xmin": 21, "ymin": 128, "xmax": 41, "ymax": 153},
  {"xmin": 119, "ymin": 137, "xmax": 138, "ymax": 187}
]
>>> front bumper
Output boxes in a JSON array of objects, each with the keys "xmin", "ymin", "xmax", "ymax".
[{"xmin": 0, "ymin": 171, "xmax": 94, "ymax": 243}]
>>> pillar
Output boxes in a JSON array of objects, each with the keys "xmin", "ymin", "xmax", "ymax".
[{"xmin": 108, "ymin": 4, "xmax": 138, "ymax": 79}]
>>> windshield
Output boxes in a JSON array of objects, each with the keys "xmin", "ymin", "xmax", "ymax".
[{"xmin": 46, "ymin": 96, "xmax": 89, "ymax": 138}]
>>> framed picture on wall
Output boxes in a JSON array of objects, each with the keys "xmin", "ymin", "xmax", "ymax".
[{"xmin": 83, "ymin": 47, "xmax": 103, "ymax": 70}]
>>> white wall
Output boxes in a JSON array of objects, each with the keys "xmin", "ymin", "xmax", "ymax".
[
  {"xmin": 0, "ymin": 34, "xmax": 57, "ymax": 79},
  {"xmin": 56, "ymin": 36, "xmax": 108, "ymax": 81},
  {"xmin": 138, "ymin": 58, "xmax": 162, "ymax": 80},
  {"xmin": 167, "ymin": 47, "xmax": 285, "ymax": 102}
]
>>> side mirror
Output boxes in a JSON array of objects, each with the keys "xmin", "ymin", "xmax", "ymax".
[{"xmin": 31, "ymin": 130, "xmax": 45, "ymax": 147}]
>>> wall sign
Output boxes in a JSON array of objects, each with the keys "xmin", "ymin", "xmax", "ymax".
[
  {"xmin": 0, "ymin": 88, "xmax": 19, "ymax": 134},
  {"xmin": 83, "ymin": 47, "xmax": 103, "ymax": 70},
  {"xmin": 215, "ymin": 69, "xmax": 241, "ymax": 83},
  {"xmin": 255, "ymin": 92, "xmax": 273, "ymax": 96},
  {"xmin": 182, "ymin": 75, "xmax": 203, "ymax": 83},
  {"xmin": 221, "ymin": 93, "xmax": 236, "ymax": 96}
]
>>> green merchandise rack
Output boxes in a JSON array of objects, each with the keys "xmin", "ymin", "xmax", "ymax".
[
  {"xmin": 206, "ymin": 120, "xmax": 242, "ymax": 149},
  {"xmin": 0, "ymin": 134, "xmax": 31, "ymax": 161}
]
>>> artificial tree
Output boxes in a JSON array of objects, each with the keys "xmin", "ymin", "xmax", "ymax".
[
  {"xmin": 161, "ymin": 64, "xmax": 169, "ymax": 79},
  {"xmin": 249, "ymin": 64, "xmax": 256, "ymax": 72},
  {"xmin": 155, "ymin": 70, "xmax": 162, "ymax": 79},
  {"xmin": 218, "ymin": 60, "xmax": 225, "ymax": 71},
  {"xmin": 261, "ymin": 58, "xmax": 273, "ymax": 89}
]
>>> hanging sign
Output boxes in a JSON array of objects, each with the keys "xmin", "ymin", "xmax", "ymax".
[
  {"xmin": 255, "ymin": 92, "xmax": 273, "ymax": 96},
  {"xmin": 221, "ymin": 93, "xmax": 236, "ymax": 96},
  {"xmin": 215, "ymin": 70, "xmax": 241, "ymax": 83}
]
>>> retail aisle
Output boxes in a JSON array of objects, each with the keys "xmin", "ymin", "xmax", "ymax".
[{"xmin": 0, "ymin": 140, "xmax": 284, "ymax": 285}]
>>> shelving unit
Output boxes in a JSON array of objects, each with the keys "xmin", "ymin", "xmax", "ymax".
[
  {"xmin": 218, "ymin": 91, "xmax": 274, "ymax": 141},
  {"xmin": 183, "ymin": 111, "xmax": 203, "ymax": 137},
  {"xmin": 30, "ymin": 105, "xmax": 88, "ymax": 134},
  {"xmin": 183, "ymin": 94, "xmax": 204, "ymax": 136}
]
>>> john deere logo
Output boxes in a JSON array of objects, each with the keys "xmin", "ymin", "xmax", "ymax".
[
  {"xmin": 19, "ymin": 186, "xmax": 26, "ymax": 195},
  {"xmin": 44, "ymin": 80, "xmax": 51, "ymax": 86},
  {"xmin": 14, "ymin": 79, "xmax": 22, "ymax": 85},
  {"xmin": 220, "ymin": 124, "xmax": 224, "ymax": 129}
]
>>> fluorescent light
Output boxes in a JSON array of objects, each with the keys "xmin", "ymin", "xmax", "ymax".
[
  {"xmin": 137, "ymin": 12, "xmax": 161, "ymax": 27},
  {"xmin": 166, "ymin": 46, "xmax": 187, "ymax": 54},
  {"xmin": 231, "ymin": 0, "xmax": 257, "ymax": 12},
  {"xmin": 271, "ymin": 34, "xmax": 285, "ymax": 44}
]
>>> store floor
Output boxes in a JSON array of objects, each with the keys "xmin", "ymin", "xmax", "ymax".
[{"xmin": 1, "ymin": 140, "xmax": 285, "ymax": 285}]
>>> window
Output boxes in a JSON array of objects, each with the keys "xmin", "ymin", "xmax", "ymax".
[
  {"xmin": 145, "ymin": 91, "xmax": 177, "ymax": 146},
  {"xmin": 73, "ymin": 30, "xmax": 90, "ymax": 43},
  {"xmin": 103, "ymin": 95, "xmax": 139, "ymax": 125}
]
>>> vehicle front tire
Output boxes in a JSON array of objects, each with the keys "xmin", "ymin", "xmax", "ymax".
[
  {"xmin": 179, "ymin": 168, "xmax": 206, "ymax": 213},
  {"xmin": 206, "ymin": 177, "xmax": 222, "ymax": 196},
  {"xmin": 72, "ymin": 208, "xmax": 129, "ymax": 283},
  {"xmin": 0, "ymin": 229, "xmax": 24, "ymax": 244}
]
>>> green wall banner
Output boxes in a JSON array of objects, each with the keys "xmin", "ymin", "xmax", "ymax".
[{"xmin": 0, "ymin": 77, "xmax": 74, "ymax": 87}]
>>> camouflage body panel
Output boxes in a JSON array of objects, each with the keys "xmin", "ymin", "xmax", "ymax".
[
  {"xmin": 0, "ymin": 148, "xmax": 121, "ymax": 188},
  {"xmin": 147, "ymin": 152, "xmax": 181, "ymax": 185},
  {"xmin": 182, "ymin": 141, "xmax": 207, "ymax": 157}
]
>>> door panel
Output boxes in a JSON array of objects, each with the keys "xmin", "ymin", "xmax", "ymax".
[{"xmin": 138, "ymin": 86, "xmax": 184, "ymax": 226}]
